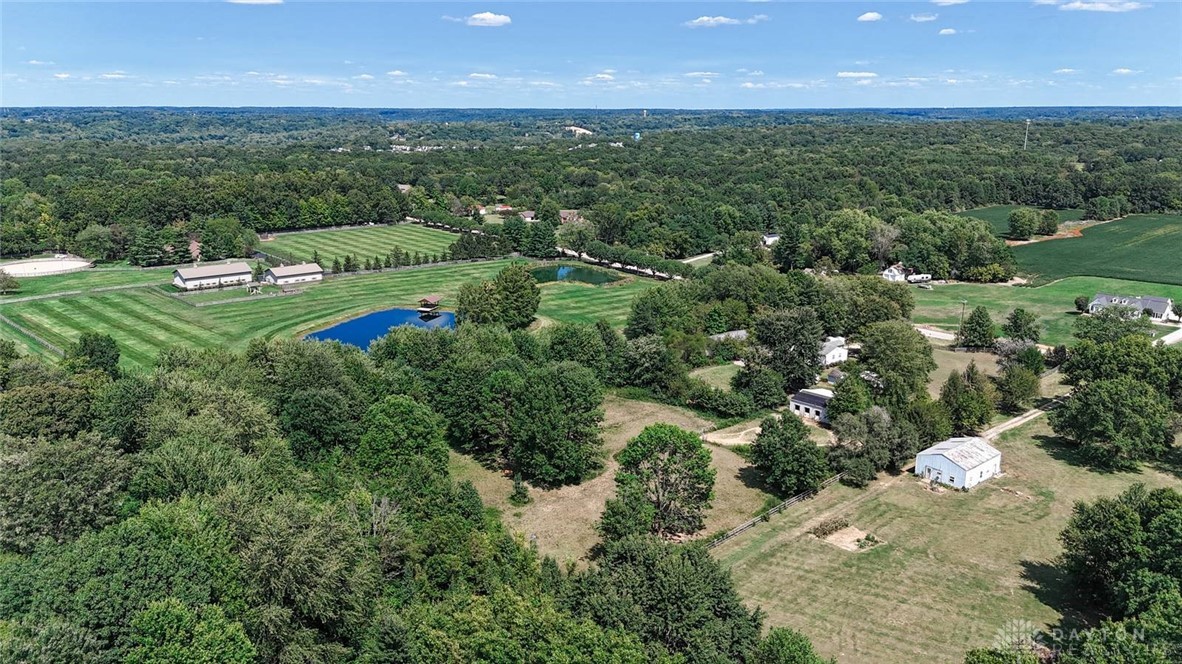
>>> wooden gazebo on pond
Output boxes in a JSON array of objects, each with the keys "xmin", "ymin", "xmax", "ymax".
[{"xmin": 417, "ymin": 294, "xmax": 443, "ymax": 317}]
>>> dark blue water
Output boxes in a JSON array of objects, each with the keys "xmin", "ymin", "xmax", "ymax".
[
  {"xmin": 530, "ymin": 265, "xmax": 619, "ymax": 285},
  {"xmin": 306, "ymin": 308, "xmax": 455, "ymax": 349}
]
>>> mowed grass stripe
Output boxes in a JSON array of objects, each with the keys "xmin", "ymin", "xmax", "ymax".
[
  {"xmin": 0, "ymin": 317, "xmax": 56, "ymax": 359},
  {"xmin": 56, "ymin": 297, "xmax": 199, "ymax": 367},
  {"xmin": 11, "ymin": 300, "xmax": 161, "ymax": 367},
  {"xmin": 265, "ymin": 225, "xmax": 457, "ymax": 262},
  {"xmin": 94, "ymin": 292, "xmax": 225, "ymax": 347}
]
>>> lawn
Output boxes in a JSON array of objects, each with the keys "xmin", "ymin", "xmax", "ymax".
[
  {"xmin": 927, "ymin": 342, "xmax": 999, "ymax": 398},
  {"xmin": 262, "ymin": 224, "xmax": 459, "ymax": 264},
  {"xmin": 0, "ymin": 264, "xmax": 178, "ymax": 300},
  {"xmin": 714, "ymin": 418, "xmax": 1182, "ymax": 664},
  {"xmin": 1012, "ymin": 213, "xmax": 1182, "ymax": 286},
  {"xmin": 690, "ymin": 363, "xmax": 740, "ymax": 391},
  {"xmin": 912, "ymin": 276, "xmax": 1182, "ymax": 347},
  {"xmin": 451, "ymin": 395, "xmax": 775, "ymax": 565},
  {"xmin": 0, "ymin": 259, "xmax": 651, "ymax": 369},
  {"xmin": 957, "ymin": 205, "xmax": 1085, "ymax": 238}
]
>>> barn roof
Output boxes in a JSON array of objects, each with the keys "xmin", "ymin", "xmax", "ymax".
[
  {"xmin": 790, "ymin": 388, "xmax": 834, "ymax": 409},
  {"xmin": 174, "ymin": 262, "xmax": 252, "ymax": 280},
  {"xmin": 266, "ymin": 263, "xmax": 324, "ymax": 278},
  {"xmin": 917, "ymin": 437, "xmax": 1000, "ymax": 472}
]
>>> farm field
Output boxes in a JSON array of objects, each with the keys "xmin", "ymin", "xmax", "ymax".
[
  {"xmin": 957, "ymin": 205, "xmax": 1085, "ymax": 237},
  {"xmin": 0, "ymin": 259, "xmax": 650, "ymax": 369},
  {"xmin": 1013, "ymin": 213, "xmax": 1182, "ymax": 285},
  {"xmin": 714, "ymin": 418, "xmax": 1182, "ymax": 664},
  {"xmin": 451, "ymin": 395, "xmax": 775, "ymax": 564},
  {"xmin": 912, "ymin": 275, "xmax": 1182, "ymax": 347},
  {"xmin": 0, "ymin": 263, "xmax": 177, "ymax": 299},
  {"xmin": 262, "ymin": 223, "xmax": 459, "ymax": 263}
]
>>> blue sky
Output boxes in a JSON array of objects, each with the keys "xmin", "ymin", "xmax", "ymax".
[{"xmin": 3, "ymin": 1, "xmax": 1180, "ymax": 107}]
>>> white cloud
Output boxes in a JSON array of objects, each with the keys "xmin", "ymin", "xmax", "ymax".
[
  {"xmin": 857, "ymin": 12, "xmax": 883, "ymax": 22},
  {"xmin": 1112, "ymin": 67, "xmax": 1141, "ymax": 74},
  {"xmin": 587, "ymin": 72, "xmax": 615, "ymax": 81},
  {"xmin": 931, "ymin": 0, "xmax": 969, "ymax": 5},
  {"xmin": 1032, "ymin": 0, "xmax": 1060, "ymax": 4},
  {"xmin": 740, "ymin": 81, "xmax": 810, "ymax": 90},
  {"xmin": 746, "ymin": 14, "xmax": 769, "ymax": 24},
  {"xmin": 938, "ymin": 28, "xmax": 958, "ymax": 35},
  {"xmin": 684, "ymin": 71, "xmax": 720, "ymax": 78},
  {"xmin": 25, "ymin": 59, "xmax": 54, "ymax": 65},
  {"xmin": 528, "ymin": 81, "xmax": 559, "ymax": 87},
  {"xmin": 466, "ymin": 11, "xmax": 511, "ymax": 27},
  {"xmin": 468, "ymin": 72, "xmax": 497, "ymax": 79},
  {"xmin": 226, "ymin": 0, "xmax": 283, "ymax": 4},
  {"xmin": 1053, "ymin": 68, "xmax": 1078, "ymax": 74},
  {"xmin": 1060, "ymin": 1, "xmax": 1148, "ymax": 11},
  {"xmin": 452, "ymin": 80, "xmax": 469, "ymax": 87},
  {"xmin": 910, "ymin": 13, "xmax": 939, "ymax": 22},
  {"xmin": 684, "ymin": 15, "xmax": 741, "ymax": 28},
  {"xmin": 855, "ymin": 79, "xmax": 874, "ymax": 86},
  {"xmin": 837, "ymin": 71, "xmax": 878, "ymax": 78},
  {"xmin": 99, "ymin": 71, "xmax": 128, "ymax": 79},
  {"xmin": 53, "ymin": 73, "xmax": 70, "ymax": 79},
  {"xmin": 386, "ymin": 70, "xmax": 408, "ymax": 77},
  {"xmin": 353, "ymin": 74, "xmax": 374, "ymax": 80}
]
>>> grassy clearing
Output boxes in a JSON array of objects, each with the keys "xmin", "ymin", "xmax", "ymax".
[
  {"xmin": 957, "ymin": 205, "xmax": 1085, "ymax": 237},
  {"xmin": 912, "ymin": 276, "xmax": 1182, "ymax": 347},
  {"xmin": 451, "ymin": 396, "xmax": 774, "ymax": 564},
  {"xmin": 0, "ymin": 264, "xmax": 177, "ymax": 300},
  {"xmin": 1012, "ymin": 213, "xmax": 1182, "ymax": 286},
  {"xmin": 0, "ymin": 260, "xmax": 654, "ymax": 370},
  {"xmin": 263, "ymin": 224, "xmax": 458, "ymax": 264},
  {"xmin": 715, "ymin": 418, "xmax": 1181, "ymax": 664},
  {"xmin": 690, "ymin": 363, "xmax": 740, "ymax": 391},
  {"xmin": 927, "ymin": 342, "xmax": 999, "ymax": 398}
]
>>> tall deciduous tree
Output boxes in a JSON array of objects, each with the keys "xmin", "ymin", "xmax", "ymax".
[
  {"xmin": 751, "ymin": 307, "xmax": 824, "ymax": 391},
  {"xmin": 858, "ymin": 320, "xmax": 937, "ymax": 406},
  {"xmin": 125, "ymin": 598, "xmax": 255, "ymax": 664},
  {"xmin": 751, "ymin": 415, "xmax": 829, "ymax": 496},
  {"xmin": 64, "ymin": 332, "xmax": 121, "ymax": 378},
  {"xmin": 614, "ymin": 424, "xmax": 715, "ymax": 537},
  {"xmin": 1049, "ymin": 377, "xmax": 1176, "ymax": 469},
  {"xmin": 1002, "ymin": 308, "xmax": 1040, "ymax": 343},
  {"xmin": 492, "ymin": 263, "xmax": 541, "ymax": 330},
  {"xmin": 1007, "ymin": 207, "xmax": 1039, "ymax": 240},
  {"xmin": 358, "ymin": 395, "xmax": 449, "ymax": 475}
]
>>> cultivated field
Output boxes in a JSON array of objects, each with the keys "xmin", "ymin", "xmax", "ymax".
[
  {"xmin": 957, "ymin": 205, "xmax": 1085, "ymax": 237},
  {"xmin": 452, "ymin": 395, "xmax": 775, "ymax": 564},
  {"xmin": 912, "ymin": 275, "xmax": 1182, "ymax": 347},
  {"xmin": 714, "ymin": 418, "xmax": 1182, "ymax": 664},
  {"xmin": 1012, "ymin": 213, "xmax": 1182, "ymax": 285},
  {"xmin": 262, "ymin": 224, "xmax": 459, "ymax": 263},
  {"xmin": 0, "ymin": 259, "xmax": 650, "ymax": 368}
]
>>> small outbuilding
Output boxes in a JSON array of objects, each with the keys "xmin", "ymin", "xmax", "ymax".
[
  {"xmin": 173, "ymin": 262, "xmax": 253, "ymax": 291},
  {"xmin": 914, "ymin": 437, "xmax": 1001, "ymax": 490},
  {"xmin": 264, "ymin": 263, "xmax": 324, "ymax": 286},
  {"xmin": 881, "ymin": 264, "xmax": 907, "ymax": 283},
  {"xmin": 789, "ymin": 388, "xmax": 834, "ymax": 424}
]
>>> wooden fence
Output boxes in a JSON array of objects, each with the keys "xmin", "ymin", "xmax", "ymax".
[{"xmin": 705, "ymin": 473, "xmax": 845, "ymax": 550}]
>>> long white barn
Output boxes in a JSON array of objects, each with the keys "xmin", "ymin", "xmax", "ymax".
[
  {"xmin": 264, "ymin": 263, "xmax": 324, "ymax": 286},
  {"xmin": 173, "ymin": 262, "xmax": 252, "ymax": 291},
  {"xmin": 914, "ymin": 437, "xmax": 1001, "ymax": 490}
]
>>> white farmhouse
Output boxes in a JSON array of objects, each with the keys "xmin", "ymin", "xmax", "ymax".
[
  {"xmin": 264, "ymin": 263, "xmax": 324, "ymax": 286},
  {"xmin": 761, "ymin": 233, "xmax": 780, "ymax": 247},
  {"xmin": 1088, "ymin": 293, "xmax": 1179, "ymax": 323},
  {"xmin": 789, "ymin": 388, "xmax": 834, "ymax": 424},
  {"xmin": 173, "ymin": 262, "xmax": 253, "ymax": 291},
  {"xmin": 914, "ymin": 437, "xmax": 1001, "ymax": 490},
  {"xmin": 881, "ymin": 264, "xmax": 907, "ymax": 282},
  {"xmin": 819, "ymin": 336, "xmax": 848, "ymax": 367}
]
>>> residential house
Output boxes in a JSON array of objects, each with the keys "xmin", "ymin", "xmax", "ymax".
[
  {"xmin": 881, "ymin": 264, "xmax": 907, "ymax": 282},
  {"xmin": 519, "ymin": 210, "xmax": 537, "ymax": 222},
  {"xmin": 789, "ymin": 388, "xmax": 834, "ymax": 424},
  {"xmin": 559, "ymin": 209, "xmax": 583, "ymax": 224},
  {"xmin": 762, "ymin": 233, "xmax": 780, "ymax": 247},
  {"xmin": 1088, "ymin": 293, "xmax": 1179, "ymax": 323},
  {"xmin": 173, "ymin": 262, "xmax": 253, "ymax": 291},
  {"xmin": 914, "ymin": 437, "xmax": 1001, "ymax": 490},
  {"xmin": 264, "ymin": 263, "xmax": 324, "ymax": 286},
  {"xmin": 819, "ymin": 336, "xmax": 848, "ymax": 367}
]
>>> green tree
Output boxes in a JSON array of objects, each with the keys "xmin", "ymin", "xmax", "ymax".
[
  {"xmin": 997, "ymin": 364, "xmax": 1041, "ymax": 413},
  {"xmin": 278, "ymin": 388, "xmax": 359, "ymax": 460},
  {"xmin": 537, "ymin": 198, "xmax": 561, "ymax": 224},
  {"xmin": 1007, "ymin": 208, "xmax": 1039, "ymax": 240},
  {"xmin": 1037, "ymin": 209, "xmax": 1059, "ymax": 236},
  {"xmin": 455, "ymin": 279, "xmax": 500, "ymax": 325},
  {"xmin": 508, "ymin": 362, "xmax": 604, "ymax": 486},
  {"xmin": 732, "ymin": 364, "xmax": 787, "ymax": 409},
  {"xmin": 0, "ymin": 269, "xmax": 19, "ymax": 294},
  {"xmin": 752, "ymin": 415, "xmax": 829, "ymax": 496},
  {"xmin": 615, "ymin": 424, "xmax": 715, "ymax": 537},
  {"xmin": 500, "ymin": 216, "xmax": 526, "ymax": 251},
  {"xmin": 858, "ymin": 321, "xmax": 937, "ymax": 406},
  {"xmin": 752, "ymin": 307, "xmax": 824, "ymax": 391},
  {"xmin": 825, "ymin": 372, "xmax": 873, "ymax": 421},
  {"xmin": 492, "ymin": 262, "xmax": 541, "ymax": 330},
  {"xmin": 1049, "ymin": 377, "xmax": 1175, "ymax": 469},
  {"xmin": 125, "ymin": 599, "xmax": 255, "ymax": 664},
  {"xmin": 958, "ymin": 306, "xmax": 996, "ymax": 349},
  {"xmin": 0, "ymin": 382, "xmax": 94, "ymax": 439},
  {"xmin": 939, "ymin": 363, "xmax": 996, "ymax": 434},
  {"xmin": 72, "ymin": 223, "xmax": 115, "ymax": 260},
  {"xmin": 358, "ymin": 395, "xmax": 449, "ymax": 475},
  {"xmin": 599, "ymin": 475, "xmax": 656, "ymax": 542},
  {"xmin": 1075, "ymin": 295, "xmax": 1091, "ymax": 313},
  {"xmin": 964, "ymin": 648, "xmax": 1039, "ymax": 664},
  {"xmin": 1076, "ymin": 306, "xmax": 1154, "ymax": 344},
  {"xmin": 754, "ymin": 627, "xmax": 831, "ymax": 664},
  {"xmin": 64, "ymin": 331, "xmax": 121, "ymax": 378},
  {"xmin": 523, "ymin": 220, "xmax": 558, "ymax": 258},
  {"xmin": 1002, "ymin": 308, "xmax": 1040, "ymax": 343}
]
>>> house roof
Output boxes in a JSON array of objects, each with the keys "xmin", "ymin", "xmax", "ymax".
[
  {"xmin": 519, "ymin": 210, "xmax": 536, "ymax": 220},
  {"xmin": 790, "ymin": 388, "xmax": 834, "ymax": 408},
  {"xmin": 559, "ymin": 209, "xmax": 581, "ymax": 220},
  {"xmin": 174, "ymin": 262, "xmax": 252, "ymax": 280},
  {"xmin": 1091, "ymin": 293, "xmax": 1173, "ymax": 317},
  {"xmin": 266, "ymin": 263, "xmax": 323, "ymax": 278},
  {"xmin": 821, "ymin": 336, "xmax": 846, "ymax": 355},
  {"xmin": 917, "ymin": 437, "xmax": 1000, "ymax": 472},
  {"xmin": 708, "ymin": 329, "xmax": 748, "ymax": 342},
  {"xmin": 419, "ymin": 294, "xmax": 443, "ymax": 305}
]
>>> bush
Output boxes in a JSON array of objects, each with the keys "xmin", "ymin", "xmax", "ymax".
[
  {"xmin": 686, "ymin": 380, "xmax": 755, "ymax": 418},
  {"xmin": 809, "ymin": 517, "xmax": 849, "ymax": 538}
]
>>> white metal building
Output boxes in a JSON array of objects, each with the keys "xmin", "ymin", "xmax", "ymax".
[
  {"xmin": 264, "ymin": 263, "xmax": 324, "ymax": 286},
  {"xmin": 173, "ymin": 262, "xmax": 253, "ymax": 291},
  {"xmin": 789, "ymin": 388, "xmax": 834, "ymax": 424},
  {"xmin": 914, "ymin": 437, "xmax": 1001, "ymax": 490}
]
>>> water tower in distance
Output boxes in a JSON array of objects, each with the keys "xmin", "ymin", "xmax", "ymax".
[{"xmin": 633, "ymin": 132, "xmax": 641, "ymax": 143}]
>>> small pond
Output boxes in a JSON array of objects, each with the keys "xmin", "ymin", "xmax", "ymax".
[
  {"xmin": 306, "ymin": 308, "xmax": 455, "ymax": 350},
  {"xmin": 530, "ymin": 265, "xmax": 620, "ymax": 285}
]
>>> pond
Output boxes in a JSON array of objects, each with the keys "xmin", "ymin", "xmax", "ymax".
[
  {"xmin": 306, "ymin": 308, "xmax": 455, "ymax": 350},
  {"xmin": 530, "ymin": 265, "xmax": 620, "ymax": 285}
]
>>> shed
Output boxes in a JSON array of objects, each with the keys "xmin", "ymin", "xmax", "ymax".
[
  {"xmin": 914, "ymin": 437, "xmax": 1001, "ymax": 490},
  {"xmin": 789, "ymin": 388, "xmax": 834, "ymax": 424}
]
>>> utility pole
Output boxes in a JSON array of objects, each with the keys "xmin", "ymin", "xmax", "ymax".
[
  {"xmin": 1023, "ymin": 119, "xmax": 1031, "ymax": 150},
  {"xmin": 958, "ymin": 299, "xmax": 968, "ymax": 345}
]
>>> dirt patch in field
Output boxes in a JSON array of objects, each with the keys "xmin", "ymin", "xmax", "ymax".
[
  {"xmin": 703, "ymin": 413, "xmax": 832, "ymax": 447},
  {"xmin": 822, "ymin": 526, "xmax": 871, "ymax": 551}
]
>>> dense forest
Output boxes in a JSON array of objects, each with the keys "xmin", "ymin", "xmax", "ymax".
[{"xmin": 2, "ymin": 108, "xmax": 1180, "ymax": 277}]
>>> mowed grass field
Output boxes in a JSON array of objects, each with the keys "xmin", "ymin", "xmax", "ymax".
[
  {"xmin": 714, "ymin": 418, "xmax": 1182, "ymax": 664},
  {"xmin": 957, "ymin": 205, "xmax": 1085, "ymax": 237},
  {"xmin": 0, "ymin": 260, "xmax": 650, "ymax": 369},
  {"xmin": 912, "ymin": 276, "xmax": 1182, "ymax": 347},
  {"xmin": 0, "ymin": 263, "xmax": 177, "ymax": 299},
  {"xmin": 1013, "ymin": 213, "xmax": 1182, "ymax": 286},
  {"xmin": 262, "ymin": 224, "xmax": 458, "ymax": 263}
]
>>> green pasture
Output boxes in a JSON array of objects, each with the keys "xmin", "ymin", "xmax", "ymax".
[
  {"xmin": 912, "ymin": 276, "xmax": 1182, "ymax": 346},
  {"xmin": 262, "ymin": 224, "xmax": 458, "ymax": 263},
  {"xmin": 0, "ymin": 264, "xmax": 177, "ymax": 300},
  {"xmin": 1013, "ymin": 213, "xmax": 1182, "ymax": 286},
  {"xmin": 956, "ymin": 205, "xmax": 1085, "ymax": 237},
  {"xmin": 0, "ymin": 260, "xmax": 650, "ymax": 369}
]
